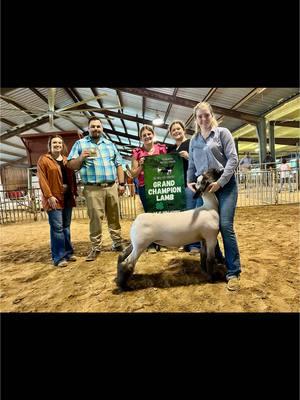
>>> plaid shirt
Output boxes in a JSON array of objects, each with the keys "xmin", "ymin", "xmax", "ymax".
[{"xmin": 67, "ymin": 135, "xmax": 123, "ymax": 184}]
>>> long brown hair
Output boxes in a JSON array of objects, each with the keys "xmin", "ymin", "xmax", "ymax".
[{"xmin": 47, "ymin": 135, "xmax": 68, "ymax": 156}]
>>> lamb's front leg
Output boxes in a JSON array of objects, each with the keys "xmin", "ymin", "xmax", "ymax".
[{"xmin": 116, "ymin": 242, "xmax": 148, "ymax": 290}]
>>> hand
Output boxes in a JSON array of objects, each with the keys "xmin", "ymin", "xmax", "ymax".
[
  {"xmin": 139, "ymin": 157, "xmax": 145, "ymax": 167},
  {"xmin": 118, "ymin": 185, "xmax": 126, "ymax": 196},
  {"xmin": 208, "ymin": 182, "xmax": 221, "ymax": 193},
  {"xmin": 81, "ymin": 149, "xmax": 90, "ymax": 160},
  {"xmin": 48, "ymin": 196, "xmax": 59, "ymax": 209},
  {"xmin": 178, "ymin": 150, "xmax": 189, "ymax": 160},
  {"xmin": 187, "ymin": 182, "xmax": 197, "ymax": 193}
]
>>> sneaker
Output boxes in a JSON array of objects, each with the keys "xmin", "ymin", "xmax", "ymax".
[
  {"xmin": 86, "ymin": 248, "xmax": 101, "ymax": 261},
  {"xmin": 67, "ymin": 255, "xmax": 77, "ymax": 261},
  {"xmin": 159, "ymin": 246, "xmax": 168, "ymax": 252},
  {"xmin": 227, "ymin": 276, "xmax": 240, "ymax": 291},
  {"xmin": 189, "ymin": 247, "xmax": 200, "ymax": 255},
  {"xmin": 56, "ymin": 260, "xmax": 68, "ymax": 267},
  {"xmin": 178, "ymin": 246, "xmax": 185, "ymax": 252},
  {"xmin": 111, "ymin": 243, "xmax": 125, "ymax": 252}
]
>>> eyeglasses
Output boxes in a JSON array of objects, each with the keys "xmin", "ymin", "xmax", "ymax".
[{"xmin": 197, "ymin": 113, "xmax": 211, "ymax": 119}]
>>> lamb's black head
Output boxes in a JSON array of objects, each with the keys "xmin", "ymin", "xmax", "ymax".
[{"xmin": 193, "ymin": 169, "xmax": 223, "ymax": 199}]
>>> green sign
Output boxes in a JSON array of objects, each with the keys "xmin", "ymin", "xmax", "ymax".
[{"xmin": 144, "ymin": 153, "xmax": 186, "ymax": 212}]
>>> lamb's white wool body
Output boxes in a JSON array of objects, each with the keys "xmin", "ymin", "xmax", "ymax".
[{"xmin": 116, "ymin": 169, "xmax": 222, "ymax": 289}]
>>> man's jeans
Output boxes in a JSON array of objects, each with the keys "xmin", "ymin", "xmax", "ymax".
[
  {"xmin": 196, "ymin": 176, "xmax": 241, "ymax": 279},
  {"xmin": 47, "ymin": 207, "xmax": 74, "ymax": 265}
]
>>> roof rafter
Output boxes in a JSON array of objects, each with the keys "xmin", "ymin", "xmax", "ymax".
[{"xmin": 114, "ymin": 88, "xmax": 260, "ymax": 123}]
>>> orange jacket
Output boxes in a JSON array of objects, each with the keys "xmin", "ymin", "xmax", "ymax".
[{"xmin": 37, "ymin": 154, "xmax": 78, "ymax": 211}]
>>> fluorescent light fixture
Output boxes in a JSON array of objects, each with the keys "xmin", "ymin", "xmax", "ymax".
[{"xmin": 152, "ymin": 112, "xmax": 164, "ymax": 126}]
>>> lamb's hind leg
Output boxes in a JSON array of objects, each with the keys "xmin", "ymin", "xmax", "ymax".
[
  {"xmin": 205, "ymin": 237, "xmax": 218, "ymax": 282},
  {"xmin": 200, "ymin": 240, "xmax": 207, "ymax": 274}
]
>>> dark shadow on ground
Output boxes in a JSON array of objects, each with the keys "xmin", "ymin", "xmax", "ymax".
[{"xmin": 113, "ymin": 258, "xmax": 227, "ymax": 293}]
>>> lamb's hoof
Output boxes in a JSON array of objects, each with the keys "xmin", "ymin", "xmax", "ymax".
[{"xmin": 116, "ymin": 266, "xmax": 132, "ymax": 291}]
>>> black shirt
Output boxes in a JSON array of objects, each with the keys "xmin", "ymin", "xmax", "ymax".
[
  {"xmin": 167, "ymin": 139, "xmax": 190, "ymax": 187},
  {"xmin": 55, "ymin": 159, "xmax": 73, "ymax": 207}
]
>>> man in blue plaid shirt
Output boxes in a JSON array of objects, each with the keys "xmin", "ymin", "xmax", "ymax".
[{"xmin": 68, "ymin": 117, "xmax": 126, "ymax": 261}]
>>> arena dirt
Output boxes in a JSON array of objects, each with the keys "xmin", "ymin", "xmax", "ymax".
[{"xmin": 0, "ymin": 204, "xmax": 299, "ymax": 312}]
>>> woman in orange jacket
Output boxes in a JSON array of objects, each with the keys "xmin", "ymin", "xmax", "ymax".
[{"xmin": 37, "ymin": 135, "xmax": 78, "ymax": 267}]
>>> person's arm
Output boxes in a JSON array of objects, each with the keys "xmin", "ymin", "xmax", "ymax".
[
  {"xmin": 67, "ymin": 141, "xmax": 89, "ymax": 171},
  {"xmin": 116, "ymin": 165, "xmax": 126, "ymax": 195},
  {"xmin": 67, "ymin": 150, "xmax": 89, "ymax": 170},
  {"xmin": 187, "ymin": 139, "xmax": 197, "ymax": 190},
  {"xmin": 37, "ymin": 156, "xmax": 59, "ymax": 209},
  {"xmin": 131, "ymin": 155, "xmax": 144, "ymax": 178},
  {"xmin": 217, "ymin": 128, "xmax": 239, "ymax": 188}
]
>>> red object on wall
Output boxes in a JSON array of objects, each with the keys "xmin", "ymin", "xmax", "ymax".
[{"xmin": 20, "ymin": 130, "xmax": 83, "ymax": 167}]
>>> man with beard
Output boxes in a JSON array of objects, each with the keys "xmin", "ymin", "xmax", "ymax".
[{"xmin": 67, "ymin": 117, "xmax": 125, "ymax": 261}]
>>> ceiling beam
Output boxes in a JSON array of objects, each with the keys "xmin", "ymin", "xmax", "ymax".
[
  {"xmin": 185, "ymin": 87, "xmax": 218, "ymax": 128},
  {"xmin": 270, "ymin": 120, "xmax": 300, "ymax": 128},
  {"xmin": 0, "ymin": 117, "xmax": 16, "ymax": 126},
  {"xmin": 1, "ymin": 140, "xmax": 25, "ymax": 150},
  {"xmin": 0, "ymin": 115, "xmax": 61, "ymax": 141},
  {"xmin": 0, "ymin": 148, "xmax": 26, "ymax": 157},
  {"xmin": 0, "ymin": 88, "xmax": 15, "ymax": 96},
  {"xmin": 0, "ymin": 156, "xmax": 29, "ymax": 168},
  {"xmin": 0, "ymin": 95, "xmax": 45, "ymax": 133},
  {"xmin": 115, "ymin": 89, "xmax": 130, "ymax": 147},
  {"xmin": 164, "ymin": 88, "xmax": 178, "ymax": 123},
  {"xmin": 237, "ymin": 137, "xmax": 300, "ymax": 146},
  {"xmin": 142, "ymin": 96, "xmax": 146, "ymax": 119},
  {"xmin": 113, "ymin": 88, "xmax": 260, "ymax": 124},
  {"xmin": 70, "ymin": 106, "xmax": 195, "ymax": 135}
]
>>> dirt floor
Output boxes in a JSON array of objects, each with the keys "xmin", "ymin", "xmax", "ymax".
[{"xmin": 0, "ymin": 204, "xmax": 299, "ymax": 312}]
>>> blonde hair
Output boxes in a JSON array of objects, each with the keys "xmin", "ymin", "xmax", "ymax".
[
  {"xmin": 193, "ymin": 102, "xmax": 218, "ymax": 135},
  {"xmin": 168, "ymin": 120, "xmax": 186, "ymax": 134},
  {"xmin": 139, "ymin": 124, "xmax": 155, "ymax": 138}
]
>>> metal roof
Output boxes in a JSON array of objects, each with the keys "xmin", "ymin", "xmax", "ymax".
[{"xmin": 0, "ymin": 87, "xmax": 299, "ymax": 167}]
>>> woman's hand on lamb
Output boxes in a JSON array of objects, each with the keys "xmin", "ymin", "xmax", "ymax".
[
  {"xmin": 187, "ymin": 182, "xmax": 197, "ymax": 192},
  {"xmin": 178, "ymin": 150, "xmax": 189, "ymax": 160},
  {"xmin": 208, "ymin": 182, "xmax": 221, "ymax": 193}
]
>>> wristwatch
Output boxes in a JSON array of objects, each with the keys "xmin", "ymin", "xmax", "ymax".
[{"xmin": 119, "ymin": 183, "xmax": 125, "ymax": 186}]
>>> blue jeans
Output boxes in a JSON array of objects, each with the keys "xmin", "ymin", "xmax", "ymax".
[
  {"xmin": 184, "ymin": 187, "xmax": 201, "ymax": 251},
  {"xmin": 196, "ymin": 176, "xmax": 241, "ymax": 279},
  {"xmin": 138, "ymin": 186, "xmax": 147, "ymax": 212},
  {"xmin": 47, "ymin": 207, "xmax": 74, "ymax": 265}
]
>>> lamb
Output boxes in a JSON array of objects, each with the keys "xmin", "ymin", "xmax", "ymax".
[{"xmin": 116, "ymin": 169, "xmax": 223, "ymax": 290}]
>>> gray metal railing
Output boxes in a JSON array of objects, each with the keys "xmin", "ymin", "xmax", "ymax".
[{"xmin": 0, "ymin": 171, "xmax": 299, "ymax": 225}]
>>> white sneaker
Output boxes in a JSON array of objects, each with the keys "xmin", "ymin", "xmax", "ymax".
[
  {"xmin": 56, "ymin": 260, "xmax": 68, "ymax": 268},
  {"xmin": 227, "ymin": 276, "xmax": 240, "ymax": 291}
]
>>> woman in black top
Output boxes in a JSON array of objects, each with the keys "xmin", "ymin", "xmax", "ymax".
[{"xmin": 167, "ymin": 120, "xmax": 200, "ymax": 253}]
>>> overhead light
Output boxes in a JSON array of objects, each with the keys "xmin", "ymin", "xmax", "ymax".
[{"xmin": 152, "ymin": 112, "xmax": 164, "ymax": 126}]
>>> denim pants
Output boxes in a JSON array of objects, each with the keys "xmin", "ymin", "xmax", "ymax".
[
  {"xmin": 47, "ymin": 207, "xmax": 74, "ymax": 265},
  {"xmin": 138, "ymin": 185, "xmax": 147, "ymax": 212},
  {"xmin": 197, "ymin": 176, "xmax": 241, "ymax": 279}
]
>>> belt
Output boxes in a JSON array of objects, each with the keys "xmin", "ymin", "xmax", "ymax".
[{"xmin": 85, "ymin": 182, "xmax": 115, "ymax": 187}]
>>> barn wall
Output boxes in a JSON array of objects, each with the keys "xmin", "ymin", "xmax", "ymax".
[{"xmin": 0, "ymin": 166, "xmax": 28, "ymax": 190}]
